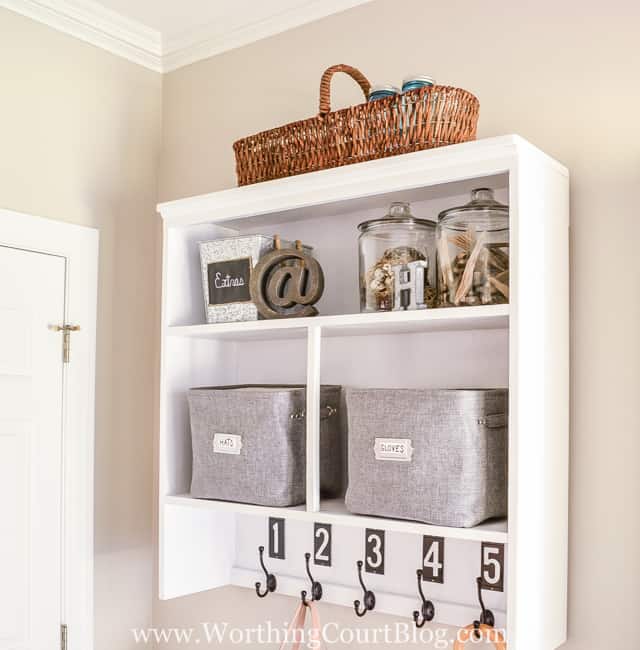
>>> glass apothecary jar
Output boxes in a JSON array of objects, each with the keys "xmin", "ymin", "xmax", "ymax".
[
  {"xmin": 358, "ymin": 202, "xmax": 437, "ymax": 312},
  {"xmin": 437, "ymin": 188, "xmax": 509, "ymax": 307}
]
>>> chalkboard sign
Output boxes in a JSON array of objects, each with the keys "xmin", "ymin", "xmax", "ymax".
[{"xmin": 207, "ymin": 257, "xmax": 252, "ymax": 305}]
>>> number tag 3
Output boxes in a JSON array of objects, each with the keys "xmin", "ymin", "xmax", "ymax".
[{"xmin": 365, "ymin": 529, "xmax": 385, "ymax": 575}]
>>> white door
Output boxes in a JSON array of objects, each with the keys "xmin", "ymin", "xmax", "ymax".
[{"xmin": 0, "ymin": 245, "xmax": 66, "ymax": 649}]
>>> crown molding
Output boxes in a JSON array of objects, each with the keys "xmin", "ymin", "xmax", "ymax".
[
  {"xmin": 2, "ymin": 0, "xmax": 163, "ymax": 71},
  {"xmin": 2, "ymin": 0, "xmax": 374, "ymax": 73},
  {"xmin": 161, "ymin": 0, "xmax": 374, "ymax": 73}
]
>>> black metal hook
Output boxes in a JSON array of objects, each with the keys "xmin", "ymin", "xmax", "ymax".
[
  {"xmin": 473, "ymin": 576, "xmax": 495, "ymax": 637},
  {"xmin": 353, "ymin": 560, "xmax": 376, "ymax": 617},
  {"xmin": 255, "ymin": 546, "xmax": 277, "ymax": 598},
  {"xmin": 301, "ymin": 553, "xmax": 322, "ymax": 606},
  {"xmin": 412, "ymin": 569, "xmax": 435, "ymax": 628}
]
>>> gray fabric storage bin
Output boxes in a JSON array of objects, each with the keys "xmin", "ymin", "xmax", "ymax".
[
  {"xmin": 188, "ymin": 385, "xmax": 344, "ymax": 507},
  {"xmin": 345, "ymin": 388, "xmax": 508, "ymax": 527}
]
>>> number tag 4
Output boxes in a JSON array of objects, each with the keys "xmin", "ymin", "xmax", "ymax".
[{"xmin": 422, "ymin": 536, "xmax": 445, "ymax": 584}]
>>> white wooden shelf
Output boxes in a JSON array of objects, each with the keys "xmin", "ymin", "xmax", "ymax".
[
  {"xmin": 318, "ymin": 498, "xmax": 507, "ymax": 542},
  {"xmin": 157, "ymin": 135, "xmax": 569, "ymax": 650},
  {"xmin": 164, "ymin": 494, "xmax": 508, "ymax": 543},
  {"xmin": 166, "ymin": 304, "xmax": 509, "ymax": 341}
]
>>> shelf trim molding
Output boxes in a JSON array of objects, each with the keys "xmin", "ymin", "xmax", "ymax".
[
  {"xmin": 167, "ymin": 304, "xmax": 510, "ymax": 340},
  {"xmin": 163, "ymin": 495, "xmax": 509, "ymax": 544},
  {"xmin": 157, "ymin": 136, "xmax": 567, "ymax": 227}
]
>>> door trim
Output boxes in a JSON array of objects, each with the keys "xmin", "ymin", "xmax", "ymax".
[{"xmin": 0, "ymin": 208, "xmax": 98, "ymax": 650}]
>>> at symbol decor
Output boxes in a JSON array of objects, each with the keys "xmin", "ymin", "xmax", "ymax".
[{"xmin": 249, "ymin": 236, "xmax": 324, "ymax": 319}]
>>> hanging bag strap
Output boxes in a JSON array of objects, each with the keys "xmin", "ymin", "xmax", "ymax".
[
  {"xmin": 307, "ymin": 602, "xmax": 325, "ymax": 650},
  {"xmin": 279, "ymin": 602, "xmax": 308, "ymax": 650},
  {"xmin": 318, "ymin": 64, "xmax": 371, "ymax": 116},
  {"xmin": 453, "ymin": 623, "xmax": 506, "ymax": 650}
]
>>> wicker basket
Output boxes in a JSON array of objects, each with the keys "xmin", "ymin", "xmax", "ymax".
[{"xmin": 233, "ymin": 64, "xmax": 479, "ymax": 186}]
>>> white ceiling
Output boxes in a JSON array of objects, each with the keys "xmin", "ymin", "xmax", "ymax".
[
  {"xmin": 3, "ymin": 0, "xmax": 374, "ymax": 72},
  {"xmin": 101, "ymin": 0, "xmax": 315, "ymax": 43}
]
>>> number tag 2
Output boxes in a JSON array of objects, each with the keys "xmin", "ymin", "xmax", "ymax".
[{"xmin": 314, "ymin": 523, "xmax": 332, "ymax": 567}]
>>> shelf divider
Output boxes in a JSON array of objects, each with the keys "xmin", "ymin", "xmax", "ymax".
[{"xmin": 306, "ymin": 325, "xmax": 322, "ymax": 512}]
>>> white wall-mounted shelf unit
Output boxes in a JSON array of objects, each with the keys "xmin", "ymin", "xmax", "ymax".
[{"xmin": 157, "ymin": 135, "xmax": 569, "ymax": 650}]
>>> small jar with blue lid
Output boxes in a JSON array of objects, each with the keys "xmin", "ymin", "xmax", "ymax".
[
  {"xmin": 401, "ymin": 75, "xmax": 436, "ymax": 128},
  {"xmin": 368, "ymin": 84, "xmax": 401, "ymax": 102},
  {"xmin": 402, "ymin": 74, "xmax": 435, "ymax": 93}
]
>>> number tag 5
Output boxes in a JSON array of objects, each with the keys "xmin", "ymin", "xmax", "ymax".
[{"xmin": 481, "ymin": 542, "xmax": 505, "ymax": 592}]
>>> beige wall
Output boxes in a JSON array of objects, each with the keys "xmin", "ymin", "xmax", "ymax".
[
  {"xmin": 0, "ymin": 9, "xmax": 161, "ymax": 649},
  {"xmin": 158, "ymin": 1, "xmax": 640, "ymax": 649}
]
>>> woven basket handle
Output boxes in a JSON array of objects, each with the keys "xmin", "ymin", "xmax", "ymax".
[{"xmin": 319, "ymin": 64, "xmax": 371, "ymax": 115}]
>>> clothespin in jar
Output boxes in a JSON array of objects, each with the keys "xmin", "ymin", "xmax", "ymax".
[{"xmin": 295, "ymin": 240, "xmax": 305, "ymax": 270}]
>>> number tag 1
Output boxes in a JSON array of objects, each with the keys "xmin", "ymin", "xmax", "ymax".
[
  {"xmin": 268, "ymin": 517, "xmax": 285, "ymax": 560},
  {"xmin": 365, "ymin": 529, "xmax": 385, "ymax": 575}
]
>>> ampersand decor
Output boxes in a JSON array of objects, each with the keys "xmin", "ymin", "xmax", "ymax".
[{"xmin": 250, "ymin": 238, "xmax": 324, "ymax": 319}]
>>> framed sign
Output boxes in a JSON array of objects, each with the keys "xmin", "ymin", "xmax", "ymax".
[{"xmin": 207, "ymin": 257, "xmax": 252, "ymax": 305}]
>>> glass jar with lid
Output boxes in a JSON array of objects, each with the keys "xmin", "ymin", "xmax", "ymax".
[
  {"xmin": 358, "ymin": 202, "xmax": 437, "ymax": 312},
  {"xmin": 436, "ymin": 188, "xmax": 509, "ymax": 307}
]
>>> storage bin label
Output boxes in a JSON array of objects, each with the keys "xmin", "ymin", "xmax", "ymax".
[
  {"xmin": 207, "ymin": 257, "xmax": 252, "ymax": 305},
  {"xmin": 374, "ymin": 438, "xmax": 414, "ymax": 462},
  {"xmin": 212, "ymin": 433, "xmax": 243, "ymax": 455}
]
